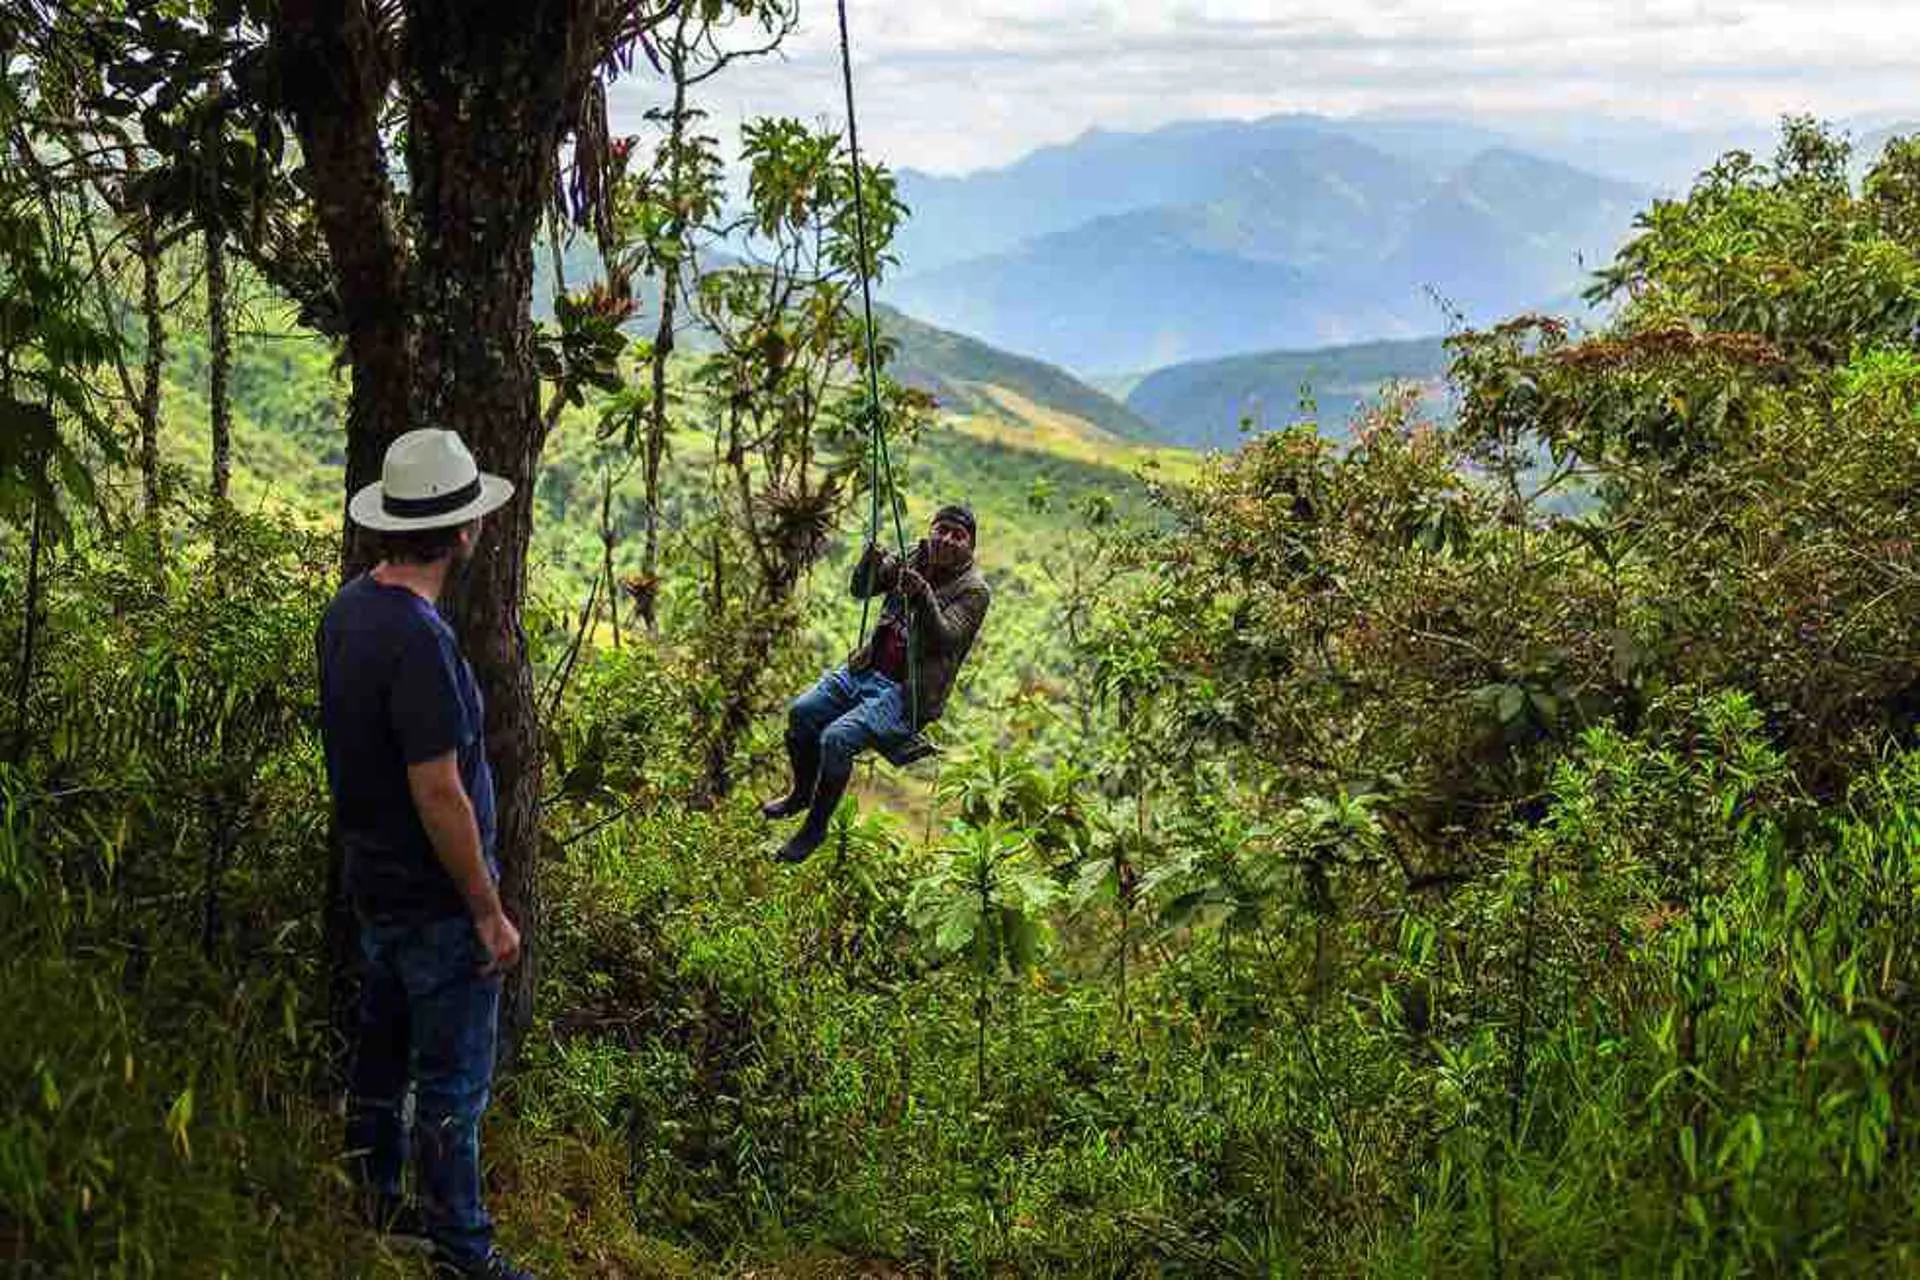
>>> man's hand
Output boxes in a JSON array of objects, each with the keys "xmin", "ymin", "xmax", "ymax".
[
  {"xmin": 898, "ymin": 567, "xmax": 933, "ymax": 600},
  {"xmin": 407, "ymin": 752, "xmax": 516, "ymax": 974},
  {"xmin": 474, "ymin": 907, "xmax": 522, "ymax": 975},
  {"xmin": 859, "ymin": 541, "xmax": 899, "ymax": 592}
]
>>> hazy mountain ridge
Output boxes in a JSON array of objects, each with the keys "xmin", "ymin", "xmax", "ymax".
[
  {"xmin": 888, "ymin": 118, "xmax": 1646, "ymax": 374},
  {"xmin": 892, "ymin": 115, "xmax": 1448, "ymax": 274}
]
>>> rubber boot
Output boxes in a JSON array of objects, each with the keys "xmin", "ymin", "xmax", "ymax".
[
  {"xmin": 775, "ymin": 753, "xmax": 851, "ymax": 863},
  {"xmin": 760, "ymin": 729, "xmax": 820, "ymax": 820}
]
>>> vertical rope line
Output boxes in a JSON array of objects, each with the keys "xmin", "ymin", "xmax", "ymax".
[
  {"xmin": 835, "ymin": 0, "xmax": 886, "ymax": 450},
  {"xmin": 874, "ymin": 421, "xmax": 921, "ymax": 729},
  {"xmin": 842, "ymin": 0, "xmax": 886, "ymax": 657},
  {"xmin": 837, "ymin": 0, "xmax": 921, "ymax": 731}
]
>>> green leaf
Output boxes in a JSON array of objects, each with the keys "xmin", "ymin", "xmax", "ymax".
[
  {"xmin": 933, "ymin": 896, "xmax": 980, "ymax": 955},
  {"xmin": 166, "ymin": 1087, "xmax": 195, "ymax": 1160},
  {"xmin": 1070, "ymin": 857, "xmax": 1113, "ymax": 908}
]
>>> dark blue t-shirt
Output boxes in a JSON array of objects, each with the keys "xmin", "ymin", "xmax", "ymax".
[{"xmin": 318, "ymin": 574, "xmax": 497, "ymax": 924}]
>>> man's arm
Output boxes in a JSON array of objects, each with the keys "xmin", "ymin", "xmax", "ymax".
[
  {"xmin": 407, "ymin": 752, "xmax": 521, "ymax": 973},
  {"xmin": 899, "ymin": 574, "xmax": 990, "ymax": 654},
  {"xmin": 849, "ymin": 541, "xmax": 900, "ymax": 600}
]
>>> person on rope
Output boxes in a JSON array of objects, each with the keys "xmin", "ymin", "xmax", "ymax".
[
  {"xmin": 763, "ymin": 504, "xmax": 991, "ymax": 863},
  {"xmin": 317, "ymin": 428, "xmax": 536, "ymax": 1280}
]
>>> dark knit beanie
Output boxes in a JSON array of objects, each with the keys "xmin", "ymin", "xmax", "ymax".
[{"xmin": 932, "ymin": 503, "xmax": 977, "ymax": 541}]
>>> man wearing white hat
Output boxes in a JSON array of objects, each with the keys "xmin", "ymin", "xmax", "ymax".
[{"xmin": 318, "ymin": 429, "xmax": 533, "ymax": 1280}]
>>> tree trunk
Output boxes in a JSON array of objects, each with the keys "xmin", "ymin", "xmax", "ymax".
[
  {"xmin": 206, "ymin": 225, "xmax": 232, "ymax": 506},
  {"xmin": 138, "ymin": 215, "xmax": 166, "ymax": 542},
  {"xmin": 272, "ymin": 0, "xmax": 419, "ymax": 1067},
  {"xmin": 405, "ymin": 0, "xmax": 583, "ymax": 1054},
  {"xmin": 638, "ymin": 35, "xmax": 692, "ymax": 633},
  {"xmin": 204, "ymin": 41, "xmax": 234, "ymax": 511},
  {"xmin": 601, "ymin": 466, "xmax": 621, "ymax": 650},
  {"xmin": 272, "ymin": 0, "xmax": 414, "ymax": 579},
  {"xmin": 641, "ymin": 273, "xmax": 674, "ymax": 630},
  {"xmin": 9, "ymin": 495, "xmax": 45, "ymax": 768}
]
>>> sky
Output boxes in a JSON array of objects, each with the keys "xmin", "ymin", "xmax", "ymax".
[{"xmin": 605, "ymin": 0, "xmax": 1920, "ymax": 176}]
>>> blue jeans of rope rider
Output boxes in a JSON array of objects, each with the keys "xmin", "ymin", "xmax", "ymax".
[
  {"xmin": 779, "ymin": 666, "xmax": 914, "ymax": 859},
  {"xmin": 346, "ymin": 912, "xmax": 500, "ymax": 1264}
]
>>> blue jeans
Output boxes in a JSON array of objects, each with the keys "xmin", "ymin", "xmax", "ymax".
[
  {"xmin": 790, "ymin": 666, "xmax": 914, "ymax": 774},
  {"xmin": 347, "ymin": 913, "xmax": 500, "ymax": 1263}
]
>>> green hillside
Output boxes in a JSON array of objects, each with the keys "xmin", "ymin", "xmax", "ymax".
[
  {"xmin": 532, "ymin": 243, "xmax": 1159, "ymax": 449},
  {"xmin": 1124, "ymin": 334, "xmax": 1452, "ymax": 449},
  {"xmin": 877, "ymin": 303, "xmax": 1162, "ymax": 445},
  {"xmin": 159, "ymin": 304, "xmax": 1154, "ymax": 630}
]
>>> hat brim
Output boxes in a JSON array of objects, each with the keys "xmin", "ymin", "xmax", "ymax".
[{"xmin": 347, "ymin": 473, "xmax": 515, "ymax": 532}]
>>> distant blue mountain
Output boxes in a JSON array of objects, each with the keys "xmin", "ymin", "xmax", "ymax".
[
  {"xmin": 886, "ymin": 119, "xmax": 1646, "ymax": 374},
  {"xmin": 892, "ymin": 113, "xmax": 1487, "ymax": 275}
]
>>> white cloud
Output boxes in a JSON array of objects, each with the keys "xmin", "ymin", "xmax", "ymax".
[{"xmin": 605, "ymin": 0, "xmax": 1920, "ymax": 174}]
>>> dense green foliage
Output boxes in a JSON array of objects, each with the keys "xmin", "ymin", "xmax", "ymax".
[{"xmin": 6, "ymin": 99, "xmax": 1920, "ymax": 1280}]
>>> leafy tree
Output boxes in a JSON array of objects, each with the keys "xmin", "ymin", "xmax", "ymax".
[
  {"xmin": 908, "ymin": 818, "xmax": 1061, "ymax": 1095},
  {"xmin": 598, "ymin": 0, "xmax": 792, "ymax": 629},
  {"xmin": 688, "ymin": 114, "xmax": 931, "ymax": 798},
  {"xmin": 0, "ymin": 49, "xmax": 121, "ymax": 766},
  {"xmin": 250, "ymin": 0, "xmax": 801, "ymax": 1044}
]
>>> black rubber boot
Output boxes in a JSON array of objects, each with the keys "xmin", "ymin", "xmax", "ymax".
[
  {"xmin": 775, "ymin": 754, "xmax": 851, "ymax": 863},
  {"xmin": 760, "ymin": 729, "xmax": 820, "ymax": 820}
]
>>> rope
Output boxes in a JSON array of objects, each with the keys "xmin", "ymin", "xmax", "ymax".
[{"xmin": 835, "ymin": 0, "xmax": 921, "ymax": 733}]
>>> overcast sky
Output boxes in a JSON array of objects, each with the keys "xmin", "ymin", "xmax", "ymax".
[{"xmin": 605, "ymin": 1, "xmax": 1920, "ymax": 176}]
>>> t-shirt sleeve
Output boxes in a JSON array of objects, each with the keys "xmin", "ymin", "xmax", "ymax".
[{"xmin": 389, "ymin": 622, "xmax": 470, "ymax": 766}]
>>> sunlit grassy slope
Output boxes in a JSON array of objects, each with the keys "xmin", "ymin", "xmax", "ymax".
[{"xmin": 157, "ymin": 291, "xmax": 1180, "ymax": 559}]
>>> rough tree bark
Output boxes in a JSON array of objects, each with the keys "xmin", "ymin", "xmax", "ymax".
[
  {"xmin": 272, "ymin": 0, "xmax": 413, "ymax": 574},
  {"xmin": 138, "ymin": 213, "xmax": 165, "ymax": 537},
  {"xmin": 272, "ymin": 0, "xmax": 417, "ymax": 1060},
  {"xmin": 404, "ymin": 0, "xmax": 589, "ymax": 1051},
  {"xmin": 204, "ymin": 44, "xmax": 233, "ymax": 508},
  {"xmin": 205, "ymin": 224, "xmax": 232, "ymax": 504}
]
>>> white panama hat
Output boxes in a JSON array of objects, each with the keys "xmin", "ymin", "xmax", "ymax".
[{"xmin": 348, "ymin": 428, "xmax": 515, "ymax": 532}]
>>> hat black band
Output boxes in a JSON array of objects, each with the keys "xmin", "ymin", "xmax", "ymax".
[{"xmin": 382, "ymin": 476, "xmax": 482, "ymax": 519}]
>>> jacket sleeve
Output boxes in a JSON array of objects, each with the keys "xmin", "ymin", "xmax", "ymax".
[
  {"xmin": 909, "ymin": 579, "xmax": 991, "ymax": 657},
  {"xmin": 849, "ymin": 541, "xmax": 899, "ymax": 599}
]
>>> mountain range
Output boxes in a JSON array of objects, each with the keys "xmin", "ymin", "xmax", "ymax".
[
  {"xmin": 534, "ymin": 113, "xmax": 1920, "ymax": 456},
  {"xmin": 883, "ymin": 114, "xmax": 1646, "ymax": 374},
  {"xmin": 880, "ymin": 301, "xmax": 1448, "ymax": 458}
]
